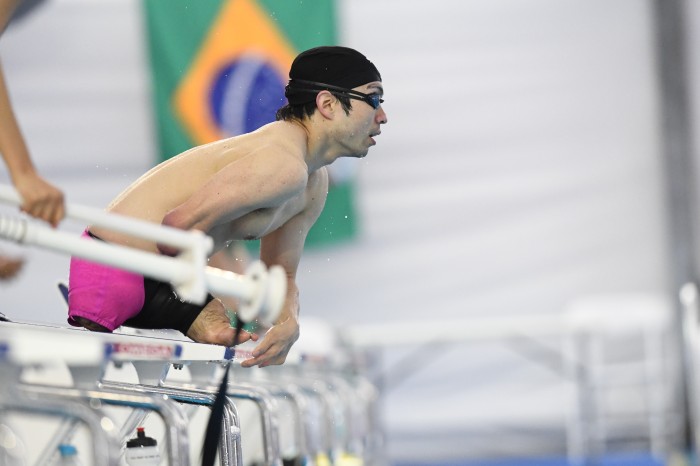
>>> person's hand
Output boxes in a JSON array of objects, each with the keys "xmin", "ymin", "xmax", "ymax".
[
  {"xmin": 241, "ymin": 317, "xmax": 299, "ymax": 368},
  {"xmin": 0, "ymin": 254, "xmax": 23, "ymax": 280},
  {"xmin": 14, "ymin": 171, "xmax": 64, "ymax": 227}
]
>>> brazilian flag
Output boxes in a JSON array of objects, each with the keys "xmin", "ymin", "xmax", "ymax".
[{"xmin": 142, "ymin": 0, "xmax": 357, "ymax": 248}]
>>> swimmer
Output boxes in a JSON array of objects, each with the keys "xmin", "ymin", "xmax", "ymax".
[{"xmin": 67, "ymin": 46, "xmax": 387, "ymax": 368}]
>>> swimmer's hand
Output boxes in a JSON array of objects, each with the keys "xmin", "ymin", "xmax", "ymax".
[{"xmin": 241, "ymin": 317, "xmax": 299, "ymax": 368}]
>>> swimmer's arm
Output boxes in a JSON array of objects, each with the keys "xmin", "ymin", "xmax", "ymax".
[
  {"xmin": 241, "ymin": 168, "xmax": 329, "ymax": 368},
  {"xmin": 159, "ymin": 155, "xmax": 307, "ymax": 253}
]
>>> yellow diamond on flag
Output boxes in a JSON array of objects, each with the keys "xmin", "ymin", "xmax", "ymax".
[{"xmin": 173, "ymin": 0, "xmax": 296, "ymax": 144}]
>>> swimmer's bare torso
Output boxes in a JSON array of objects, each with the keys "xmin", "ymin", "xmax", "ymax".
[{"xmin": 90, "ymin": 121, "xmax": 328, "ymax": 256}]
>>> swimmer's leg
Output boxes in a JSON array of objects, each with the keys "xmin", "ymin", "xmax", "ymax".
[
  {"xmin": 68, "ymin": 231, "xmax": 144, "ymax": 332},
  {"xmin": 123, "ymin": 277, "xmax": 256, "ymax": 346}
]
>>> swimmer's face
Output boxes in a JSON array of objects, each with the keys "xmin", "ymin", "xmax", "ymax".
[{"xmin": 341, "ymin": 81, "xmax": 387, "ymax": 158}]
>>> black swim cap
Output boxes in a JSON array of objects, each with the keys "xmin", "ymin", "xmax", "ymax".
[{"xmin": 285, "ymin": 46, "xmax": 381, "ymax": 105}]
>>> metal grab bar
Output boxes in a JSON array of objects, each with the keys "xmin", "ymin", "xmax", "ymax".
[{"xmin": 0, "ymin": 184, "xmax": 285, "ymax": 322}]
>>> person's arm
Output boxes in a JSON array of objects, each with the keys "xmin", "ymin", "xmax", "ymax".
[
  {"xmin": 0, "ymin": 58, "xmax": 64, "ymax": 226},
  {"xmin": 241, "ymin": 168, "xmax": 329, "ymax": 368},
  {"xmin": 0, "ymin": 0, "xmax": 20, "ymax": 34}
]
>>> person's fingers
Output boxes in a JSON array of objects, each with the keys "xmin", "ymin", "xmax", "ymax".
[
  {"xmin": 261, "ymin": 350, "xmax": 289, "ymax": 367},
  {"xmin": 17, "ymin": 183, "xmax": 65, "ymax": 227},
  {"xmin": 240, "ymin": 359, "xmax": 254, "ymax": 368},
  {"xmin": 259, "ymin": 355, "xmax": 285, "ymax": 368},
  {"xmin": 36, "ymin": 201, "xmax": 53, "ymax": 225},
  {"xmin": 240, "ymin": 355, "xmax": 262, "ymax": 368},
  {"xmin": 22, "ymin": 204, "xmax": 42, "ymax": 222},
  {"xmin": 0, "ymin": 256, "xmax": 23, "ymax": 280},
  {"xmin": 242, "ymin": 342, "xmax": 289, "ymax": 368},
  {"xmin": 50, "ymin": 203, "xmax": 64, "ymax": 227},
  {"xmin": 241, "ymin": 343, "xmax": 275, "ymax": 367},
  {"xmin": 19, "ymin": 200, "xmax": 31, "ymax": 215},
  {"xmin": 48, "ymin": 194, "xmax": 65, "ymax": 227},
  {"xmin": 251, "ymin": 337, "xmax": 273, "ymax": 359},
  {"xmin": 21, "ymin": 198, "xmax": 46, "ymax": 221}
]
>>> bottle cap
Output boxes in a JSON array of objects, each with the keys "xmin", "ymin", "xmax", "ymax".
[
  {"xmin": 58, "ymin": 444, "xmax": 77, "ymax": 456},
  {"xmin": 126, "ymin": 427, "xmax": 158, "ymax": 448}
]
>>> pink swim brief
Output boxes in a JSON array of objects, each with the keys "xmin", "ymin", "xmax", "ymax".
[{"xmin": 67, "ymin": 230, "xmax": 145, "ymax": 331}]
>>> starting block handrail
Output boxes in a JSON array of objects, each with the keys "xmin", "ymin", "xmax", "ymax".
[
  {"xmin": 0, "ymin": 184, "xmax": 285, "ymax": 320},
  {"xmin": 0, "ymin": 184, "xmax": 204, "ymax": 251}
]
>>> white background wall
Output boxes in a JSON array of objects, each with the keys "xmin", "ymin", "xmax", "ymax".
[{"xmin": 0, "ymin": 0, "xmax": 679, "ymax": 462}]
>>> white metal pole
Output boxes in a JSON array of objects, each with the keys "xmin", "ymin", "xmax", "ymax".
[
  {"xmin": 0, "ymin": 184, "xmax": 284, "ymax": 321},
  {"xmin": 0, "ymin": 184, "xmax": 208, "ymax": 252}
]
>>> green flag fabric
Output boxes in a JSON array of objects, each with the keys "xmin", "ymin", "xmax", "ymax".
[{"xmin": 142, "ymin": 0, "xmax": 357, "ymax": 248}]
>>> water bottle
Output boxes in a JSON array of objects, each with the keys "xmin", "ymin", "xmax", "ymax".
[
  {"xmin": 125, "ymin": 427, "xmax": 161, "ymax": 466},
  {"xmin": 58, "ymin": 444, "xmax": 82, "ymax": 466}
]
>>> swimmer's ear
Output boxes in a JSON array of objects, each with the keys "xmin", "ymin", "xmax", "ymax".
[{"xmin": 316, "ymin": 90, "xmax": 336, "ymax": 119}]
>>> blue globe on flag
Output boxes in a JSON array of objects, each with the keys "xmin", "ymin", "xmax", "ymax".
[{"xmin": 210, "ymin": 55, "xmax": 287, "ymax": 136}]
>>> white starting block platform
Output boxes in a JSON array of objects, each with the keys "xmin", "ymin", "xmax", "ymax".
[
  {"xmin": 0, "ymin": 319, "xmax": 382, "ymax": 466},
  {"xmin": 0, "ymin": 320, "xmax": 242, "ymax": 466},
  {"xmin": 0, "ymin": 320, "xmax": 248, "ymax": 367}
]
